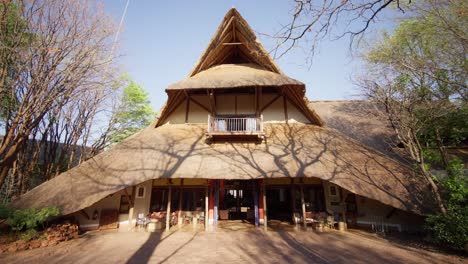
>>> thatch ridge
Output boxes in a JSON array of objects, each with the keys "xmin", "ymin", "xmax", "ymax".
[
  {"xmin": 189, "ymin": 8, "xmax": 282, "ymax": 76},
  {"xmin": 12, "ymin": 123, "xmax": 435, "ymax": 216}
]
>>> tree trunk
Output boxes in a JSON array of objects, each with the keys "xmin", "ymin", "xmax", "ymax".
[
  {"xmin": 418, "ymin": 162, "xmax": 447, "ymax": 214},
  {"xmin": 435, "ymin": 128, "xmax": 450, "ymax": 171}
]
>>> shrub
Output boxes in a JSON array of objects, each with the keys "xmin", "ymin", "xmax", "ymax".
[
  {"xmin": 0, "ymin": 204, "xmax": 60, "ymax": 232},
  {"xmin": 426, "ymin": 159, "xmax": 468, "ymax": 250},
  {"xmin": 20, "ymin": 229, "xmax": 39, "ymax": 241}
]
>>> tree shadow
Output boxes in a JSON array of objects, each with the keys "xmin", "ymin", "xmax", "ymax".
[
  {"xmin": 12, "ymin": 121, "xmax": 435, "ymax": 220},
  {"xmin": 125, "ymin": 231, "xmax": 164, "ymax": 264}
]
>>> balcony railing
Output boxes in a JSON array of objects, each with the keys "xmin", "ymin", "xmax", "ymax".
[{"xmin": 207, "ymin": 115, "xmax": 263, "ymax": 134}]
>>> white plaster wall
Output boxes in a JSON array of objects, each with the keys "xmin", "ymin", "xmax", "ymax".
[
  {"xmin": 321, "ymin": 182, "xmax": 423, "ymax": 231},
  {"xmin": 133, "ymin": 180, "xmax": 153, "ymax": 219},
  {"xmin": 188, "ymin": 95, "xmax": 210, "ymax": 123},
  {"xmin": 355, "ymin": 196, "xmax": 423, "ymax": 232},
  {"xmin": 163, "ymin": 93, "xmax": 310, "ymax": 125},
  {"xmin": 261, "ymin": 94, "xmax": 285, "ymax": 123},
  {"xmin": 73, "ymin": 188, "xmax": 130, "ymax": 229},
  {"xmin": 165, "ymin": 101, "xmax": 185, "ymax": 124},
  {"xmin": 286, "ymin": 100, "xmax": 309, "ymax": 123},
  {"xmin": 236, "ymin": 94, "xmax": 255, "ymax": 114}
]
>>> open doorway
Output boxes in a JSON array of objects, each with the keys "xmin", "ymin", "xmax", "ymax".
[
  {"xmin": 220, "ymin": 180, "xmax": 256, "ymax": 222},
  {"xmin": 266, "ymin": 187, "xmax": 292, "ymax": 222}
]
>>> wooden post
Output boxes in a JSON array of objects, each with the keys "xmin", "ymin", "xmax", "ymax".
[
  {"xmin": 290, "ymin": 182, "xmax": 296, "ymax": 223},
  {"xmin": 262, "ymin": 183, "xmax": 267, "ymax": 231},
  {"xmin": 283, "ymin": 94, "xmax": 288, "ymax": 124},
  {"xmin": 205, "ymin": 185, "xmax": 209, "ymax": 231},
  {"xmin": 178, "ymin": 188, "xmax": 183, "ymax": 227},
  {"xmin": 214, "ymin": 180, "xmax": 219, "ymax": 225},
  {"xmin": 253, "ymin": 180, "xmax": 259, "ymax": 227},
  {"xmin": 128, "ymin": 186, "xmax": 136, "ymax": 230},
  {"xmin": 300, "ymin": 184, "xmax": 306, "ymax": 228},
  {"xmin": 184, "ymin": 93, "xmax": 190, "ymax": 123},
  {"xmin": 166, "ymin": 185, "xmax": 172, "ymax": 232}
]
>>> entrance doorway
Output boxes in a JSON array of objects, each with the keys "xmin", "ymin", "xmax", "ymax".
[
  {"xmin": 220, "ymin": 180, "xmax": 256, "ymax": 221},
  {"xmin": 266, "ymin": 187, "xmax": 292, "ymax": 222}
]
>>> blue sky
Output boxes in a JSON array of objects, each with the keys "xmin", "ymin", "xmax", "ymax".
[{"xmin": 103, "ymin": 0, "xmax": 388, "ymax": 111}]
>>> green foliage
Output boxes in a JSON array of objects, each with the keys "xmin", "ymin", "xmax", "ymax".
[
  {"xmin": 426, "ymin": 159, "xmax": 468, "ymax": 250},
  {"xmin": 20, "ymin": 229, "xmax": 39, "ymax": 241},
  {"xmin": 0, "ymin": 2, "xmax": 33, "ymax": 122},
  {"xmin": 109, "ymin": 76, "xmax": 156, "ymax": 144},
  {"xmin": 1, "ymin": 205, "xmax": 60, "ymax": 232}
]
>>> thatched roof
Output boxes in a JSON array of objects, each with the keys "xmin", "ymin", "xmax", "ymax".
[
  {"xmin": 12, "ymin": 123, "xmax": 435, "ymax": 216},
  {"xmin": 167, "ymin": 64, "xmax": 304, "ymax": 91},
  {"xmin": 189, "ymin": 8, "xmax": 281, "ymax": 76},
  {"xmin": 310, "ymin": 100, "xmax": 403, "ymax": 161}
]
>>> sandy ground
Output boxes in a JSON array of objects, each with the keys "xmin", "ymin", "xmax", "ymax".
[{"xmin": 1, "ymin": 225, "xmax": 465, "ymax": 264}]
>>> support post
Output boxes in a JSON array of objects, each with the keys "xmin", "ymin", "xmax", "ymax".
[
  {"xmin": 128, "ymin": 186, "xmax": 136, "ymax": 230},
  {"xmin": 290, "ymin": 181, "xmax": 296, "ymax": 223},
  {"xmin": 178, "ymin": 188, "xmax": 183, "ymax": 227},
  {"xmin": 166, "ymin": 185, "xmax": 172, "ymax": 232},
  {"xmin": 214, "ymin": 180, "xmax": 219, "ymax": 225},
  {"xmin": 262, "ymin": 183, "xmax": 267, "ymax": 231},
  {"xmin": 300, "ymin": 184, "xmax": 306, "ymax": 229},
  {"xmin": 208, "ymin": 180, "xmax": 215, "ymax": 226},
  {"xmin": 205, "ymin": 185, "xmax": 209, "ymax": 231},
  {"xmin": 253, "ymin": 180, "xmax": 259, "ymax": 227}
]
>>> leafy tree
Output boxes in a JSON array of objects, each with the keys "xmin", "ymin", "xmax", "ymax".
[
  {"xmin": 426, "ymin": 159, "xmax": 467, "ymax": 250},
  {"xmin": 359, "ymin": 0, "xmax": 467, "ymax": 215},
  {"xmin": 0, "ymin": 0, "xmax": 118, "ymax": 190},
  {"xmin": 109, "ymin": 77, "xmax": 155, "ymax": 144}
]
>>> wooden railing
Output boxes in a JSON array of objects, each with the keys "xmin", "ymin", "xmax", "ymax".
[{"xmin": 207, "ymin": 115, "xmax": 263, "ymax": 134}]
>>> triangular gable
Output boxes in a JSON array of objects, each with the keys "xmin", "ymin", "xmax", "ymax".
[{"xmin": 189, "ymin": 8, "xmax": 282, "ymax": 76}]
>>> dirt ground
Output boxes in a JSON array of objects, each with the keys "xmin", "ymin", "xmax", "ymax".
[{"xmin": 1, "ymin": 224, "xmax": 465, "ymax": 264}]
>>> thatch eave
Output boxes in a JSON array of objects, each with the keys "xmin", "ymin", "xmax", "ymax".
[
  {"xmin": 167, "ymin": 64, "xmax": 304, "ymax": 91},
  {"xmin": 11, "ymin": 123, "xmax": 436, "ymax": 216}
]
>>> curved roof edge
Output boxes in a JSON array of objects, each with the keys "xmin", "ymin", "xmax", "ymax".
[{"xmin": 12, "ymin": 123, "xmax": 436, "ymax": 216}]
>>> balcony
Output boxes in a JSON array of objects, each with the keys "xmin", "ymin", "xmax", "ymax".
[{"xmin": 207, "ymin": 115, "xmax": 264, "ymax": 140}]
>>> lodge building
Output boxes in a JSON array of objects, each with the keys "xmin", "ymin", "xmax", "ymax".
[{"xmin": 13, "ymin": 8, "xmax": 433, "ymax": 232}]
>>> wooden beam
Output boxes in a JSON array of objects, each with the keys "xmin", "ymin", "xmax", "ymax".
[
  {"xmin": 283, "ymin": 94, "xmax": 289, "ymax": 124},
  {"xmin": 234, "ymin": 95, "xmax": 237, "ymax": 114},
  {"xmin": 222, "ymin": 42, "xmax": 243, "ymax": 45},
  {"xmin": 207, "ymin": 89, "xmax": 216, "ymax": 116},
  {"xmin": 80, "ymin": 210, "xmax": 90, "ymax": 220},
  {"xmin": 260, "ymin": 94, "xmax": 281, "ymax": 112},
  {"xmin": 258, "ymin": 87, "xmax": 263, "ymax": 116},
  {"xmin": 189, "ymin": 97, "xmax": 210, "ymax": 113},
  {"xmin": 185, "ymin": 92, "xmax": 190, "ymax": 123},
  {"xmin": 123, "ymin": 188, "xmax": 133, "ymax": 208}
]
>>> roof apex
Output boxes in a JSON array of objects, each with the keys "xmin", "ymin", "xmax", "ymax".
[{"xmin": 189, "ymin": 8, "xmax": 282, "ymax": 76}]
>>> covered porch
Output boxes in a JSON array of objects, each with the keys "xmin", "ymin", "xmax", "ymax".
[{"xmin": 76, "ymin": 177, "xmax": 364, "ymax": 232}]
